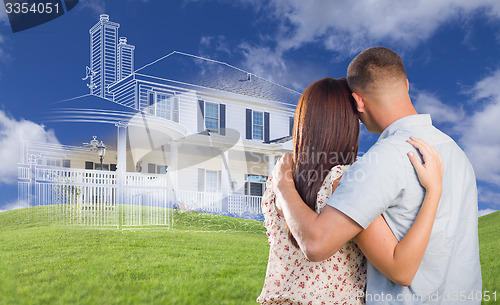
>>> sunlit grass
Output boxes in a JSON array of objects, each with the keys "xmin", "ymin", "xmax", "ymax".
[
  {"xmin": 0, "ymin": 207, "xmax": 498, "ymax": 305},
  {"xmin": 478, "ymin": 211, "xmax": 500, "ymax": 304},
  {"xmin": 0, "ymin": 207, "xmax": 268, "ymax": 305}
]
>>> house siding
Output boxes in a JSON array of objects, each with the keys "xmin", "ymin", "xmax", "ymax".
[
  {"xmin": 112, "ymin": 78, "xmax": 296, "ymax": 143},
  {"xmin": 108, "ymin": 77, "xmax": 296, "ymax": 194}
]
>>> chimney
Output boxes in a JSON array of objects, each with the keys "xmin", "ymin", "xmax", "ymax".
[{"xmin": 117, "ymin": 36, "xmax": 135, "ymax": 81}]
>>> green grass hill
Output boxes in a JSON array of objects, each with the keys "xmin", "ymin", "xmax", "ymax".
[{"xmin": 0, "ymin": 208, "xmax": 498, "ymax": 305}]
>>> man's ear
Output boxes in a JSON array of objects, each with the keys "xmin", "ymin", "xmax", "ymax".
[
  {"xmin": 406, "ymin": 79, "xmax": 410, "ymax": 92},
  {"xmin": 352, "ymin": 92, "xmax": 365, "ymax": 113}
]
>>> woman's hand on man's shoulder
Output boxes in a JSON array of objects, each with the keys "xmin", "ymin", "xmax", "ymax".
[{"xmin": 271, "ymin": 153, "xmax": 295, "ymax": 194}]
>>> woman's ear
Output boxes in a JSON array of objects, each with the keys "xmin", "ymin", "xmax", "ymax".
[{"xmin": 352, "ymin": 92, "xmax": 365, "ymax": 113}]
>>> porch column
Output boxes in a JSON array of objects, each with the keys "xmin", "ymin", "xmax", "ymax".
[
  {"xmin": 268, "ymin": 153, "xmax": 277, "ymax": 176},
  {"xmin": 115, "ymin": 121, "xmax": 128, "ymax": 229},
  {"xmin": 169, "ymin": 142, "xmax": 179, "ymax": 192},
  {"xmin": 221, "ymin": 149, "xmax": 231, "ymax": 212}
]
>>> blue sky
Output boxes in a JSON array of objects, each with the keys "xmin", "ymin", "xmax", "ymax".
[{"xmin": 0, "ymin": 0, "xmax": 499, "ymax": 215}]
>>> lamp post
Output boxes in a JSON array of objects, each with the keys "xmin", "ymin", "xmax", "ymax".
[
  {"xmin": 97, "ymin": 141, "xmax": 106, "ymax": 170},
  {"xmin": 84, "ymin": 136, "xmax": 108, "ymax": 170}
]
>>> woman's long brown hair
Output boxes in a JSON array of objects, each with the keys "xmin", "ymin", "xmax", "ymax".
[{"xmin": 288, "ymin": 77, "xmax": 360, "ymax": 248}]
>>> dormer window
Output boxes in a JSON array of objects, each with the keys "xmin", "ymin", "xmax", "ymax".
[
  {"xmin": 156, "ymin": 93, "xmax": 172, "ymax": 120},
  {"xmin": 147, "ymin": 91, "xmax": 179, "ymax": 122}
]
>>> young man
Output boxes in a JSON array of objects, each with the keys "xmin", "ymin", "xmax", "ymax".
[{"xmin": 272, "ymin": 47, "xmax": 481, "ymax": 304}]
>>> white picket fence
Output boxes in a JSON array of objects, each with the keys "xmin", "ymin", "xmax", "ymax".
[
  {"xmin": 176, "ymin": 191, "xmax": 263, "ymax": 216},
  {"xmin": 228, "ymin": 194, "xmax": 262, "ymax": 215},
  {"xmin": 18, "ymin": 165, "xmax": 263, "ymax": 227},
  {"xmin": 18, "ymin": 165, "xmax": 174, "ymax": 227},
  {"xmin": 176, "ymin": 191, "xmax": 224, "ymax": 212}
]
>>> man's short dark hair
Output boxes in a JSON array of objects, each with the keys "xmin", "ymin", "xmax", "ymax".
[{"xmin": 347, "ymin": 47, "xmax": 407, "ymax": 93}]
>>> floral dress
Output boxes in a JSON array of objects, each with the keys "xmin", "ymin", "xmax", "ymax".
[{"xmin": 257, "ymin": 165, "xmax": 367, "ymax": 305}]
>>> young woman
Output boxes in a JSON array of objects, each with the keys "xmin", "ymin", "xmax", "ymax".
[{"xmin": 257, "ymin": 78, "xmax": 443, "ymax": 304}]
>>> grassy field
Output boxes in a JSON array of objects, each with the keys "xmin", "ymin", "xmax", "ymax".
[
  {"xmin": 0, "ymin": 208, "xmax": 498, "ymax": 305},
  {"xmin": 0, "ymin": 208, "xmax": 268, "ymax": 305},
  {"xmin": 478, "ymin": 211, "xmax": 500, "ymax": 304}
]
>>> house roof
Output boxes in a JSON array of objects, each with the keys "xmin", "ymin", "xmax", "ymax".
[
  {"xmin": 47, "ymin": 94, "xmax": 138, "ymax": 125},
  {"xmin": 265, "ymin": 135, "xmax": 293, "ymax": 144},
  {"xmin": 134, "ymin": 51, "xmax": 301, "ymax": 106}
]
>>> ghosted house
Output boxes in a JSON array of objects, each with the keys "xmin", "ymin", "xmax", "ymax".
[{"xmin": 19, "ymin": 15, "xmax": 298, "ymax": 219}]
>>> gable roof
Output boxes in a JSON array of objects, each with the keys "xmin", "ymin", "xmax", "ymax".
[{"xmin": 134, "ymin": 51, "xmax": 301, "ymax": 106}]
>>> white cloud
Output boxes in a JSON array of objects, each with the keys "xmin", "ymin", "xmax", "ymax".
[
  {"xmin": 239, "ymin": 43, "xmax": 286, "ymax": 82},
  {"xmin": 230, "ymin": 0, "xmax": 500, "ymax": 88},
  {"xmin": 0, "ymin": 4, "xmax": 8, "ymax": 25},
  {"xmin": 460, "ymin": 70, "xmax": 500, "ymax": 184},
  {"xmin": 470, "ymin": 69, "xmax": 500, "ymax": 100},
  {"xmin": 0, "ymin": 199, "xmax": 28, "ymax": 213},
  {"xmin": 267, "ymin": 0, "xmax": 500, "ymax": 53},
  {"xmin": 239, "ymin": 42, "xmax": 331, "ymax": 90},
  {"xmin": 413, "ymin": 91, "xmax": 465, "ymax": 126},
  {"xmin": 0, "ymin": 8, "xmax": 8, "ymax": 63},
  {"xmin": 0, "ymin": 110, "xmax": 59, "ymax": 184},
  {"xmin": 408, "ymin": 71, "xmax": 500, "ymax": 186},
  {"xmin": 199, "ymin": 35, "xmax": 232, "ymax": 58},
  {"xmin": 478, "ymin": 187, "xmax": 500, "ymax": 207},
  {"xmin": 478, "ymin": 209, "xmax": 498, "ymax": 217},
  {"xmin": 78, "ymin": 0, "xmax": 106, "ymax": 14}
]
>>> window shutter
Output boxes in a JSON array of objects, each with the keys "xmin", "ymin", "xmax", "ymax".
[
  {"xmin": 289, "ymin": 116, "xmax": 294, "ymax": 136},
  {"xmin": 264, "ymin": 112, "xmax": 270, "ymax": 142},
  {"xmin": 246, "ymin": 109, "xmax": 252, "ymax": 139},
  {"xmin": 198, "ymin": 168, "xmax": 205, "ymax": 192},
  {"xmin": 219, "ymin": 104, "xmax": 226, "ymax": 136},
  {"xmin": 173, "ymin": 96, "xmax": 180, "ymax": 123},
  {"xmin": 197, "ymin": 100, "xmax": 205, "ymax": 132}
]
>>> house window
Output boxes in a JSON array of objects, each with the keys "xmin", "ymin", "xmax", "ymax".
[
  {"xmin": 205, "ymin": 170, "xmax": 218, "ymax": 193},
  {"xmin": 148, "ymin": 91, "xmax": 179, "ymax": 122},
  {"xmin": 252, "ymin": 111, "xmax": 264, "ymax": 140},
  {"xmin": 198, "ymin": 100, "xmax": 225, "ymax": 135},
  {"xmin": 85, "ymin": 161, "xmax": 94, "ymax": 170},
  {"xmin": 205, "ymin": 102, "xmax": 219, "ymax": 133},
  {"xmin": 245, "ymin": 174, "xmax": 267, "ymax": 196},
  {"xmin": 148, "ymin": 91, "xmax": 155, "ymax": 115},
  {"xmin": 47, "ymin": 159, "xmax": 61, "ymax": 167},
  {"xmin": 246, "ymin": 109, "xmax": 269, "ymax": 141},
  {"xmin": 62, "ymin": 159, "xmax": 71, "ymax": 168},
  {"xmin": 156, "ymin": 93, "xmax": 172, "ymax": 120},
  {"xmin": 147, "ymin": 163, "xmax": 168, "ymax": 174},
  {"xmin": 95, "ymin": 163, "xmax": 109, "ymax": 171}
]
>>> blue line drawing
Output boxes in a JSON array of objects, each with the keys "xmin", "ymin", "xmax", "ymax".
[{"xmin": 19, "ymin": 14, "xmax": 300, "ymax": 227}]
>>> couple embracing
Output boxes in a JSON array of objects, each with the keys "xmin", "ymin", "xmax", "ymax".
[{"xmin": 257, "ymin": 47, "xmax": 482, "ymax": 305}]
